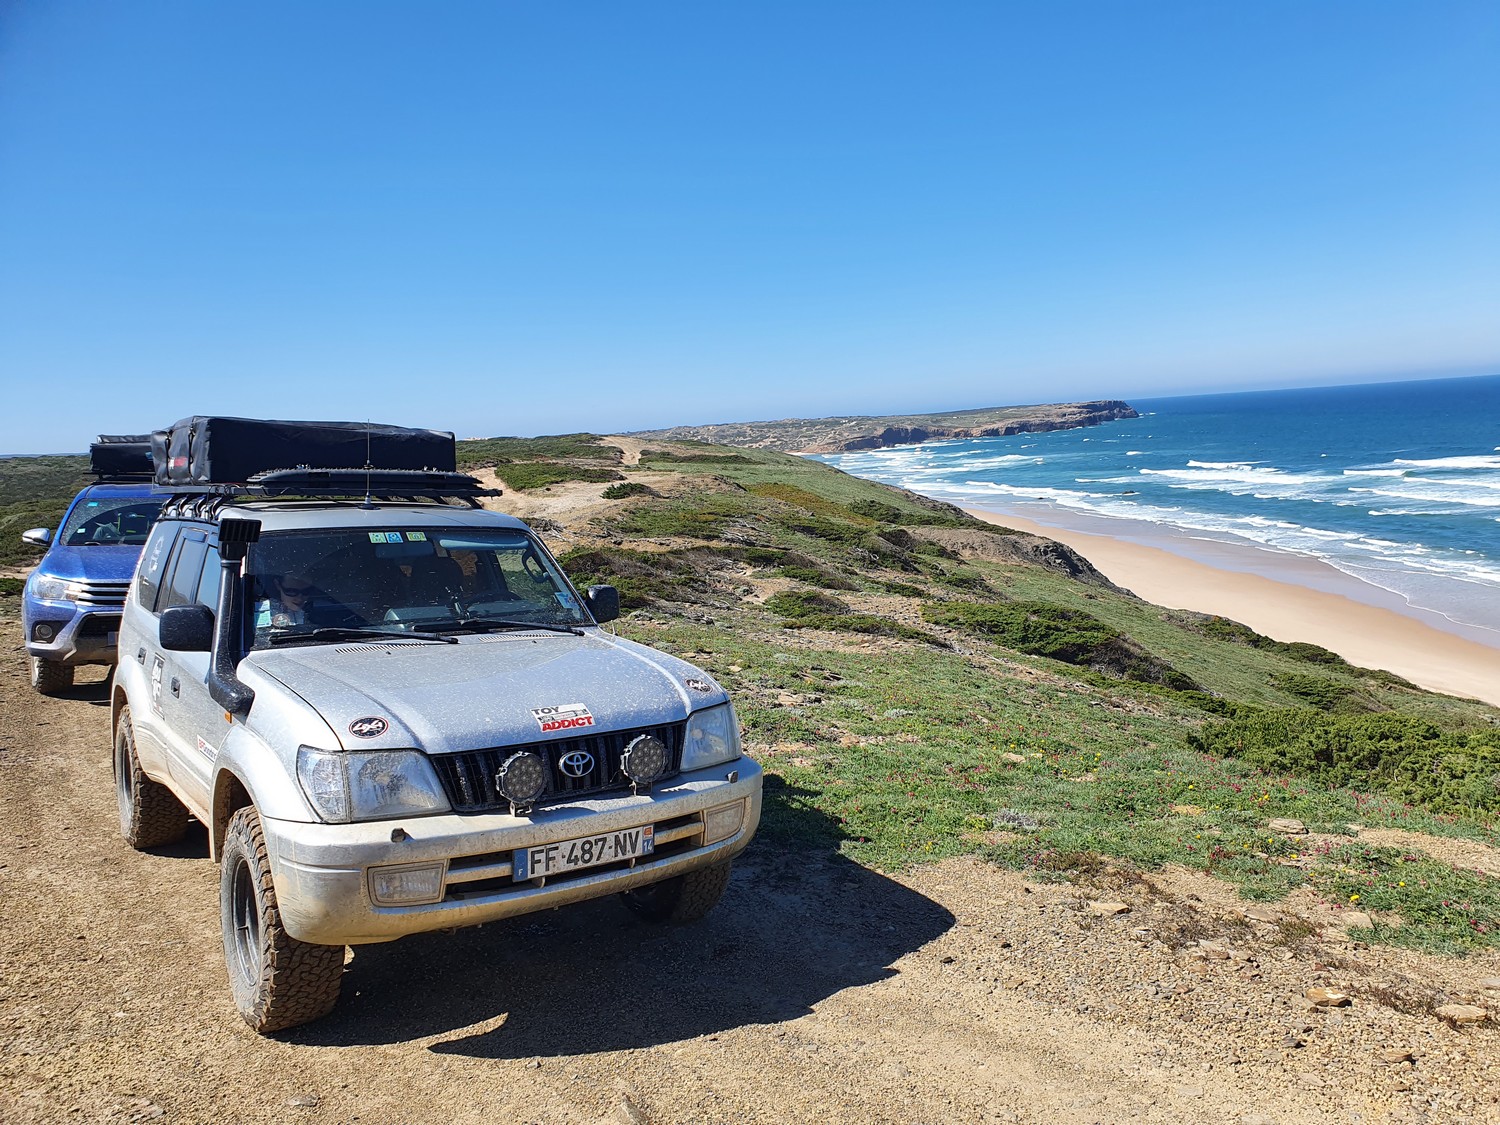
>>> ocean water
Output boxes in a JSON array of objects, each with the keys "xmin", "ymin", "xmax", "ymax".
[{"xmin": 816, "ymin": 373, "xmax": 1500, "ymax": 640}]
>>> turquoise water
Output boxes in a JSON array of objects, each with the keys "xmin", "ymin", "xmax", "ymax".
[{"xmin": 817, "ymin": 374, "xmax": 1500, "ymax": 637}]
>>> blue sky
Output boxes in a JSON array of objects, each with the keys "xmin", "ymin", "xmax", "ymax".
[{"xmin": 1, "ymin": 1, "xmax": 1496, "ymax": 454}]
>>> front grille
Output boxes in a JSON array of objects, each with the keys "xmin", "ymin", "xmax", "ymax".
[
  {"xmin": 77, "ymin": 614, "xmax": 123, "ymax": 638},
  {"xmin": 73, "ymin": 580, "xmax": 130, "ymax": 608},
  {"xmin": 431, "ymin": 722, "xmax": 685, "ymax": 813}
]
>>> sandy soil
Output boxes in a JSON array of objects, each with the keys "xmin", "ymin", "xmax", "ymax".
[
  {"xmin": 961, "ymin": 509, "xmax": 1500, "ymax": 710},
  {"xmin": 3, "ymin": 631, "xmax": 1499, "ymax": 1125}
]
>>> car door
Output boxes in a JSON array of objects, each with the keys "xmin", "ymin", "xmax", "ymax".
[
  {"xmin": 154, "ymin": 529, "xmax": 218, "ymax": 813},
  {"xmin": 123, "ymin": 522, "xmax": 180, "ymax": 779}
]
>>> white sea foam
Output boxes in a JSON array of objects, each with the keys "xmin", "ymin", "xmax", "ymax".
[{"xmin": 1392, "ymin": 455, "xmax": 1500, "ymax": 471}]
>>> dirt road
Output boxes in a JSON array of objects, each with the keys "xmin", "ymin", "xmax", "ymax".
[{"xmin": 2, "ymin": 625, "xmax": 1497, "ymax": 1125}]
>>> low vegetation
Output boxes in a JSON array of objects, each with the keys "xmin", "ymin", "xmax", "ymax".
[{"xmin": 6, "ymin": 430, "xmax": 1498, "ymax": 956}]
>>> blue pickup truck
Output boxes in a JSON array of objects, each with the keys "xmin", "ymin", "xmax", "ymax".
[{"xmin": 21, "ymin": 436, "xmax": 162, "ymax": 695}]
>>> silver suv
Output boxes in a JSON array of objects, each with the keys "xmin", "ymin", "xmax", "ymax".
[{"xmin": 112, "ymin": 421, "xmax": 761, "ymax": 1033}]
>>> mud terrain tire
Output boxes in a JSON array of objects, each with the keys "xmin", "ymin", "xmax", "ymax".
[
  {"xmin": 622, "ymin": 860, "xmax": 733, "ymax": 923},
  {"xmin": 220, "ymin": 806, "xmax": 345, "ymax": 1033},
  {"xmin": 114, "ymin": 707, "xmax": 189, "ymax": 849},
  {"xmin": 30, "ymin": 656, "xmax": 74, "ymax": 696}
]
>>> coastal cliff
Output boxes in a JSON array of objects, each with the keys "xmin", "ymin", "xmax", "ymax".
[{"xmin": 629, "ymin": 400, "xmax": 1138, "ymax": 453}]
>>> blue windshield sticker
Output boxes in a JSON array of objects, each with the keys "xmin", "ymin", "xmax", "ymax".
[
  {"xmin": 385, "ymin": 532, "xmax": 403, "ymax": 543},
  {"xmin": 555, "ymin": 592, "xmax": 577, "ymax": 610}
]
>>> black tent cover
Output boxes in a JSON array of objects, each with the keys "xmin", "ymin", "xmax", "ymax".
[
  {"xmin": 90, "ymin": 434, "xmax": 155, "ymax": 479},
  {"xmin": 151, "ymin": 417, "xmax": 457, "ymax": 486}
]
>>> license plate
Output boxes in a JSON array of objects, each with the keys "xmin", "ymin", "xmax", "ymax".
[
  {"xmin": 107, "ymin": 632, "xmax": 118, "ymax": 646},
  {"xmin": 513, "ymin": 825, "xmax": 654, "ymax": 881}
]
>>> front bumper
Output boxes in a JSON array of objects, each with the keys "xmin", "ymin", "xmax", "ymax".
[
  {"xmin": 23, "ymin": 602, "xmax": 123, "ymax": 667},
  {"xmin": 261, "ymin": 757, "xmax": 763, "ymax": 945}
]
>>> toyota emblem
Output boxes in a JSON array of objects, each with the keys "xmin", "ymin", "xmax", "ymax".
[{"xmin": 558, "ymin": 750, "xmax": 595, "ymax": 778}]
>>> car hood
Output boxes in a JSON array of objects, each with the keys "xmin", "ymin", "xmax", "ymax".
[
  {"xmin": 35, "ymin": 544, "xmax": 145, "ymax": 582},
  {"xmin": 242, "ymin": 630, "xmax": 729, "ymax": 753}
]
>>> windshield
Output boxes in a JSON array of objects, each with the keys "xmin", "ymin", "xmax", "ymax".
[
  {"xmin": 244, "ymin": 526, "xmax": 590, "ymax": 648},
  {"xmin": 61, "ymin": 497, "xmax": 163, "ymax": 547}
]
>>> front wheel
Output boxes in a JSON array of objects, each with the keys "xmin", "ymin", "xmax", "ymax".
[
  {"xmin": 621, "ymin": 860, "xmax": 733, "ymax": 924},
  {"xmin": 30, "ymin": 656, "xmax": 73, "ymax": 696},
  {"xmin": 220, "ymin": 806, "xmax": 345, "ymax": 1033}
]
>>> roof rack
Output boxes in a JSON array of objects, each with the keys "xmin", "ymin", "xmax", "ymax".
[{"xmin": 156, "ymin": 468, "xmax": 499, "ymax": 514}]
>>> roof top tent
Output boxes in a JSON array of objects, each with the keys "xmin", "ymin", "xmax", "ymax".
[
  {"xmin": 148, "ymin": 416, "xmax": 493, "ymax": 507},
  {"xmin": 89, "ymin": 434, "xmax": 155, "ymax": 481}
]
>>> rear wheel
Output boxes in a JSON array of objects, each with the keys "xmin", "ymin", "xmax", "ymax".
[
  {"xmin": 114, "ymin": 707, "xmax": 189, "ymax": 848},
  {"xmin": 220, "ymin": 806, "xmax": 345, "ymax": 1033},
  {"xmin": 30, "ymin": 656, "xmax": 73, "ymax": 696},
  {"xmin": 621, "ymin": 860, "xmax": 733, "ymax": 924}
]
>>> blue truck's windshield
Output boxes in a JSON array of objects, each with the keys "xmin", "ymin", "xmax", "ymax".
[{"xmin": 61, "ymin": 497, "xmax": 163, "ymax": 547}]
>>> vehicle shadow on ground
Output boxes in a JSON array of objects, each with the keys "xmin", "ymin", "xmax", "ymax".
[{"xmin": 295, "ymin": 780, "xmax": 956, "ymax": 1057}]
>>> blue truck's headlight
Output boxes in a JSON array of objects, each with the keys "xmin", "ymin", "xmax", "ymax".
[
  {"xmin": 32, "ymin": 575, "xmax": 80, "ymax": 601},
  {"xmin": 681, "ymin": 703, "xmax": 742, "ymax": 771}
]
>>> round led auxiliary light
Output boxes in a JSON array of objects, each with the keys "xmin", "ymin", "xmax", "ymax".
[
  {"xmin": 621, "ymin": 734, "xmax": 668, "ymax": 790},
  {"xmin": 496, "ymin": 750, "xmax": 548, "ymax": 812}
]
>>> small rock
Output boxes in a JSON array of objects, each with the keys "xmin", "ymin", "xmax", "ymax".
[
  {"xmin": 1268, "ymin": 817, "xmax": 1308, "ymax": 834},
  {"xmin": 615, "ymin": 1096, "xmax": 649, "ymax": 1125},
  {"xmin": 1433, "ymin": 1003, "xmax": 1488, "ymax": 1026},
  {"xmin": 1304, "ymin": 987, "xmax": 1352, "ymax": 1007},
  {"xmin": 1199, "ymin": 940, "xmax": 1232, "ymax": 960},
  {"xmin": 1478, "ymin": 977, "xmax": 1500, "ymax": 991},
  {"xmin": 1242, "ymin": 905, "xmax": 1280, "ymax": 923},
  {"xmin": 1087, "ymin": 901, "xmax": 1131, "ymax": 917},
  {"xmin": 1340, "ymin": 911, "xmax": 1374, "ymax": 929},
  {"xmin": 288, "ymin": 1095, "xmax": 320, "ymax": 1108},
  {"xmin": 1240, "ymin": 1116, "xmax": 1277, "ymax": 1125},
  {"xmin": 1001, "ymin": 752, "xmax": 1027, "ymax": 764},
  {"xmin": 1175, "ymin": 1086, "xmax": 1204, "ymax": 1098},
  {"xmin": 1379, "ymin": 1049, "xmax": 1414, "ymax": 1064}
]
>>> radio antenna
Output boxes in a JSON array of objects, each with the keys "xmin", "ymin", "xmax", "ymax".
[{"xmin": 361, "ymin": 419, "xmax": 376, "ymax": 509}]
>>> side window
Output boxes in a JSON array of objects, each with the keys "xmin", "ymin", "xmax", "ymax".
[
  {"xmin": 195, "ymin": 545, "xmax": 222, "ymax": 610},
  {"xmin": 162, "ymin": 532, "xmax": 209, "ymax": 611},
  {"xmin": 137, "ymin": 525, "xmax": 181, "ymax": 610}
]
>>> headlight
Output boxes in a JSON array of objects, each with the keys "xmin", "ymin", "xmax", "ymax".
[
  {"xmin": 681, "ymin": 702, "xmax": 742, "ymax": 772},
  {"xmin": 32, "ymin": 575, "xmax": 80, "ymax": 601},
  {"xmin": 296, "ymin": 746, "xmax": 452, "ymax": 823}
]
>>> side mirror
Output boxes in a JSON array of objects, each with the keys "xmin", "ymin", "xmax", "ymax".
[
  {"xmin": 22, "ymin": 528, "xmax": 52, "ymax": 548},
  {"xmin": 160, "ymin": 604, "xmax": 216, "ymax": 652},
  {"xmin": 584, "ymin": 584, "xmax": 620, "ymax": 624}
]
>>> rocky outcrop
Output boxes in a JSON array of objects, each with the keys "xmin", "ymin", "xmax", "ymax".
[{"xmin": 631, "ymin": 401, "xmax": 1138, "ymax": 454}]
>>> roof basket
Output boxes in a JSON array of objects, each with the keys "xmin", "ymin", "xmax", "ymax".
[
  {"xmin": 148, "ymin": 416, "xmax": 497, "ymax": 504},
  {"xmin": 89, "ymin": 434, "xmax": 155, "ymax": 481}
]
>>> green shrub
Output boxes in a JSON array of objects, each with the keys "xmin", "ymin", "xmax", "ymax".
[
  {"xmin": 935, "ymin": 568, "xmax": 993, "ymax": 594},
  {"xmin": 880, "ymin": 580, "xmax": 926, "ymax": 597},
  {"xmin": 0, "ymin": 576, "xmax": 24, "ymax": 597},
  {"xmin": 765, "ymin": 590, "xmax": 851, "ymax": 619},
  {"xmin": 1270, "ymin": 672, "xmax": 1371, "ymax": 712},
  {"xmin": 493, "ymin": 463, "xmax": 623, "ymax": 491},
  {"xmin": 779, "ymin": 613, "xmax": 945, "ymax": 645},
  {"xmin": 611, "ymin": 494, "xmax": 757, "ymax": 539},
  {"xmin": 458, "ymin": 434, "xmax": 622, "ymax": 465},
  {"xmin": 922, "ymin": 600, "xmax": 1198, "ymax": 688},
  {"xmin": 1189, "ymin": 710, "xmax": 1500, "ymax": 814},
  {"xmin": 601, "ymin": 481, "xmax": 656, "ymax": 500},
  {"xmin": 639, "ymin": 449, "xmax": 751, "ymax": 464},
  {"xmin": 776, "ymin": 564, "xmax": 858, "ymax": 591}
]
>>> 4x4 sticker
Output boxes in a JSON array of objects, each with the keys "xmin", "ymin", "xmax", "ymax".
[
  {"xmin": 531, "ymin": 704, "xmax": 594, "ymax": 733},
  {"xmin": 348, "ymin": 716, "xmax": 389, "ymax": 739}
]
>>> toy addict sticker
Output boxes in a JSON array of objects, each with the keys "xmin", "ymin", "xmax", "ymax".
[
  {"xmin": 684, "ymin": 677, "xmax": 714, "ymax": 693},
  {"xmin": 348, "ymin": 716, "xmax": 390, "ymax": 739},
  {"xmin": 531, "ymin": 703, "xmax": 594, "ymax": 733}
]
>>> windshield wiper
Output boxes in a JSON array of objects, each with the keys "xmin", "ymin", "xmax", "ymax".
[
  {"xmin": 441, "ymin": 617, "xmax": 585, "ymax": 636},
  {"xmin": 268, "ymin": 626, "xmax": 459, "ymax": 645}
]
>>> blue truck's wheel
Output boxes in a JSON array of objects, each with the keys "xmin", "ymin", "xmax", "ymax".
[{"xmin": 30, "ymin": 656, "xmax": 73, "ymax": 696}]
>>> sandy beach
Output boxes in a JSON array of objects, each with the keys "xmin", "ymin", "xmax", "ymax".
[{"xmin": 962, "ymin": 506, "xmax": 1500, "ymax": 709}]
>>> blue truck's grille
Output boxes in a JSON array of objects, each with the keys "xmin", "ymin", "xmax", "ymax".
[
  {"xmin": 430, "ymin": 723, "xmax": 685, "ymax": 813},
  {"xmin": 73, "ymin": 579, "xmax": 131, "ymax": 608}
]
